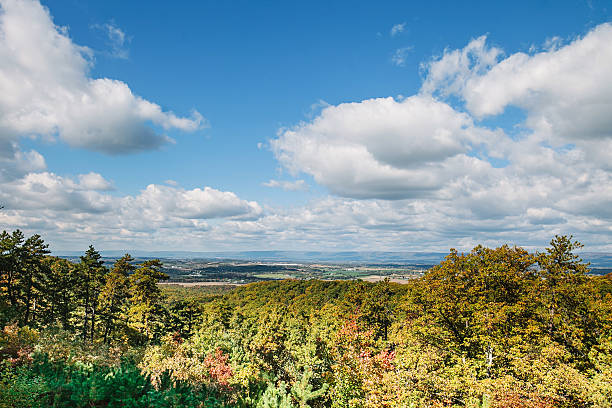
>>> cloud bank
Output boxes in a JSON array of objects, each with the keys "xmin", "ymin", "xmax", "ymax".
[
  {"xmin": 267, "ymin": 23, "xmax": 612, "ymax": 250},
  {"xmin": 3, "ymin": 1, "xmax": 612, "ymax": 252},
  {"xmin": 0, "ymin": 172, "xmax": 263, "ymax": 249}
]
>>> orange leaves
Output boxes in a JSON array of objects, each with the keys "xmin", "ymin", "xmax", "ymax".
[
  {"xmin": 493, "ymin": 390, "xmax": 557, "ymax": 408},
  {"xmin": 331, "ymin": 317, "xmax": 399, "ymax": 408},
  {"xmin": 203, "ymin": 348, "xmax": 233, "ymax": 387},
  {"xmin": 0, "ymin": 324, "xmax": 37, "ymax": 366},
  {"xmin": 140, "ymin": 337, "xmax": 235, "ymax": 396}
]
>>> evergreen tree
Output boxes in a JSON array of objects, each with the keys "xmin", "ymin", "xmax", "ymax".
[
  {"xmin": 128, "ymin": 259, "xmax": 168, "ymax": 341},
  {"xmin": 99, "ymin": 254, "xmax": 134, "ymax": 343},
  {"xmin": 20, "ymin": 234, "xmax": 50, "ymax": 326},
  {"xmin": 536, "ymin": 235, "xmax": 600, "ymax": 368},
  {"xmin": 78, "ymin": 245, "xmax": 106, "ymax": 342},
  {"xmin": 38, "ymin": 257, "xmax": 79, "ymax": 329},
  {"xmin": 0, "ymin": 230, "xmax": 25, "ymax": 322},
  {"xmin": 0, "ymin": 231, "xmax": 50, "ymax": 326}
]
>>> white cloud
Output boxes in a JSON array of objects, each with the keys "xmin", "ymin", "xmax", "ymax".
[
  {"xmin": 0, "ymin": 142, "xmax": 46, "ymax": 182},
  {"xmin": 420, "ymin": 35, "xmax": 503, "ymax": 97},
  {"xmin": 5, "ymin": 164, "xmax": 612, "ymax": 251},
  {"xmin": 77, "ymin": 172, "xmax": 113, "ymax": 191},
  {"xmin": 259, "ymin": 22, "xmax": 612, "ymax": 251},
  {"xmin": 422, "ymin": 23, "xmax": 612, "ymax": 147},
  {"xmin": 129, "ymin": 184, "xmax": 262, "ymax": 220},
  {"xmin": 390, "ymin": 22, "xmax": 406, "ymax": 37},
  {"xmin": 0, "ymin": 0, "xmax": 205, "ymax": 155},
  {"xmin": 5, "ymin": 16, "xmax": 612, "ymax": 252},
  {"xmin": 271, "ymin": 95, "xmax": 499, "ymax": 199},
  {"xmin": 391, "ymin": 46, "xmax": 413, "ymax": 67},
  {"xmin": 263, "ymin": 179, "xmax": 308, "ymax": 191},
  {"xmin": 542, "ymin": 35, "xmax": 563, "ymax": 51},
  {"xmin": 0, "ymin": 170, "xmax": 263, "ymax": 249},
  {"xmin": 0, "ymin": 172, "xmax": 112, "ymax": 213}
]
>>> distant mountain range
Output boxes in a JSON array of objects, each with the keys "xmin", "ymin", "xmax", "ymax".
[{"xmin": 52, "ymin": 250, "xmax": 612, "ymax": 270}]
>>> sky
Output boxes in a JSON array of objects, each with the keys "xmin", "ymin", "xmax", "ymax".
[{"xmin": 1, "ymin": 0, "xmax": 612, "ymax": 253}]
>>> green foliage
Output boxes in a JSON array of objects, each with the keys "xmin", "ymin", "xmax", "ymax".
[
  {"xmin": 1, "ymin": 230, "xmax": 612, "ymax": 407},
  {"xmin": 128, "ymin": 260, "xmax": 170, "ymax": 342},
  {"xmin": 99, "ymin": 254, "xmax": 133, "ymax": 343},
  {"xmin": 291, "ymin": 368, "xmax": 328, "ymax": 408},
  {"xmin": 256, "ymin": 382, "xmax": 295, "ymax": 408},
  {"xmin": 0, "ymin": 354, "xmax": 222, "ymax": 407},
  {"xmin": 0, "ymin": 230, "xmax": 50, "ymax": 326},
  {"xmin": 77, "ymin": 245, "xmax": 107, "ymax": 343}
]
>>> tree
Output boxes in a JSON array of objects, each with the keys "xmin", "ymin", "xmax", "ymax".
[
  {"xmin": 77, "ymin": 245, "xmax": 106, "ymax": 342},
  {"xmin": 0, "ymin": 231, "xmax": 49, "ymax": 326},
  {"xmin": 128, "ymin": 259, "xmax": 168, "ymax": 341},
  {"xmin": 414, "ymin": 245, "xmax": 537, "ymax": 373},
  {"xmin": 99, "ymin": 254, "xmax": 134, "ymax": 343},
  {"xmin": 0, "ymin": 230, "xmax": 25, "ymax": 321},
  {"xmin": 38, "ymin": 257, "xmax": 79, "ymax": 329},
  {"xmin": 20, "ymin": 234, "xmax": 50, "ymax": 326},
  {"xmin": 342, "ymin": 279, "xmax": 395, "ymax": 341},
  {"xmin": 290, "ymin": 368, "xmax": 328, "ymax": 408},
  {"xmin": 536, "ymin": 235, "xmax": 600, "ymax": 368}
]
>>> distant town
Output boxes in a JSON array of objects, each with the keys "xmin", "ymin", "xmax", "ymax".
[{"xmin": 56, "ymin": 251, "xmax": 612, "ymax": 285}]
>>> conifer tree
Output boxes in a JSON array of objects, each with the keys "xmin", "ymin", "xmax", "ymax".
[
  {"xmin": 99, "ymin": 254, "xmax": 134, "ymax": 343},
  {"xmin": 38, "ymin": 257, "xmax": 79, "ymax": 329},
  {"xmin": 128, "ymin": 259, "xmax": 168, "ymax": 341},
  {"xmin": 0, "ymin": 230, "xmax": 24, "ymax": 321},
  {"xmin": 78, "ymin": 245, "xmax": 106, "ymax": 341}
]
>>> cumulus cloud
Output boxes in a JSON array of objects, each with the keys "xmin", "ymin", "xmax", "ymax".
[
  {"xmin": 5, "ymin": 17, "xmax": 612, "ymax": 252},
  {"xmin": 1, "ymin": 173, "xmax": 260, "ymax": 219},
  {"xmin": 262, "ymin": 22, "xmax": 612, "ymax": 250},
  {"xmin": 4, "ymin": 167, "xmax": 612, "ymax": 251},
  {"xmin": 0, "ymin": 142, "xmax": 46, "ymax": 182},
  {"xmin": 128, "ymin": 184, "xmax": 262, "ymax": 221},
  {"xmin": 77, "ymin": 172, "xmax": 114, "ymax": 191},
  {"xmin": 0, "ymin": 0, "xmax": 205, "ymax": 155},
  {"xmin": 272, "ymin": 95, "xmax": 501, "ymax": 199},
  {"xmin": 0, "ymin": 172, "xmax": 113, "ymax": 213},
  {"xmin": 0, "ymin": 170, "xmax": 263, "ymax": 248},
  {"xmin": 420, "ymin": 35, "xmax": 503, "ymax": 97},
  {"xmin": 422, "ymin": 23, "xmax": 612, "ymax": 145}
]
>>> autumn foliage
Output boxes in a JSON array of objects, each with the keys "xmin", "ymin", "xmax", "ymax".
[{"xmin": 1, "ymin": 232, "xmax": 612, "ymax": 407}]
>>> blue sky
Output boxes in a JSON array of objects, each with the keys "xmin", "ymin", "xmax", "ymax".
[{"xmin": 2, "ymin": 0, "xmax": 612, "ymax": 252}]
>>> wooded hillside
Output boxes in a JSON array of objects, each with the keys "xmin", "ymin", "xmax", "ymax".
[{"xmin": 1, "ymin": 231, "xmax": 611, "ymax": 407}]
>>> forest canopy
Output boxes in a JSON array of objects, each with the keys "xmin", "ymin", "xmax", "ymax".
[{"xmin": 1, "ymin": 230, "xmax": 611, "ymax": 407}]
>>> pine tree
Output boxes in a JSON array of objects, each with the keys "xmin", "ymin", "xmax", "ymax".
[
  {"xmin": 78, "ymin": 245, "xmax": 106, "ymax": 341},
  {"xmin": 38, "ymin": 257, "xmax": 79, "ymax": 329},
  {"xmin": 128, "ymin": 259, "xmax": 168, "ymax": 341},
  {"xmin": 99, "ymin": 254, "xmax": 134, "ymax": 343}
]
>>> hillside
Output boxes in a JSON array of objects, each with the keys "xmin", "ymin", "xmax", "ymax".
[{"xmin": 1, "ymin": 231, "xmax": 612, "ymax": 407}]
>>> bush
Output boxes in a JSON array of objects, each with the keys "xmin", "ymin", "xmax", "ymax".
[{"xmin": 0, "ymin": 353, "xmax": 226, "ymax": 408}]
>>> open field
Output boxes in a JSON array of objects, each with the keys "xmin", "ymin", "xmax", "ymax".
[
  {"xmin": 360, "ymin": 274, "xmax": 421, "ymax": 284},
  {"xmin": 160, "ymin": 281, "xmax": 242, "ymax": 287}
]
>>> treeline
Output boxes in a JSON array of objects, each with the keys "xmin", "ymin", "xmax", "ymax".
[
  {"xmin": 1, "ymin": 231, "xmax": 612, "ymax": 407},
  {"xmin": 0, "ymin": 230, "xmax": 172, "ymax": 344}
]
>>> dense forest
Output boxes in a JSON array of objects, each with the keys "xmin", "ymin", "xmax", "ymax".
[{"xmin": 1, "ymin": 230, "xmax": 611, "ymax": 407}]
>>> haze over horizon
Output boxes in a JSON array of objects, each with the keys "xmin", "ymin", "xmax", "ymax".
[{"xmin": 2, "ymin": 0, "xmax": 612, "ymax": 252}]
